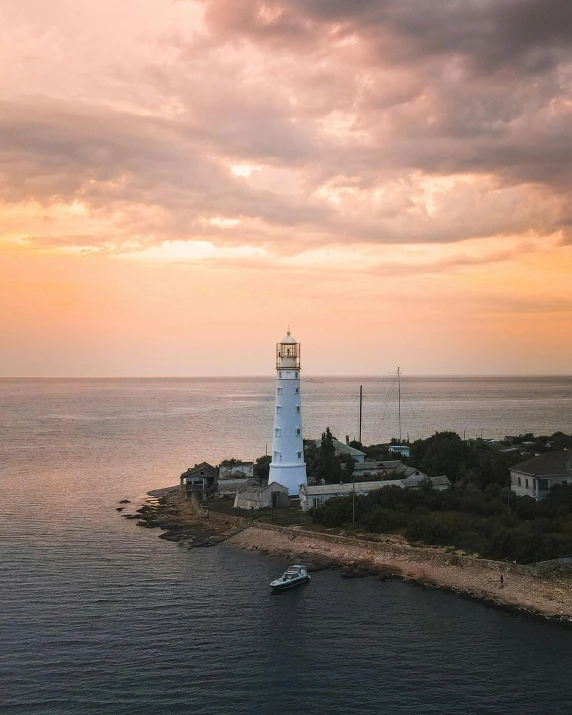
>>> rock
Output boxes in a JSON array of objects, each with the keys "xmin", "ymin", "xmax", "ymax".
[
  {"xmin": 341, "ymin": 565, "xmax": 378, "ymax": 579},
  {"xmin": 122, "ymin": 514, "xmax": 139, "ymax": 519},
  {"xmin": 158, "ymin": 531, "xmax": 187, "ymax": 542},
  {"xmin": 116, "ymin": 507, "xmax": 124, "ymax": 512},
  {"xmin": 136, "ymin": 521, "xmax": 148, "ymax": 527},
  {"xmin": 305, "ymin": 557, "xmax": 338, "ymax": 572},
  {"xmin": 119, "ymin": 499, "xmax": 130, "ymax": 504}
]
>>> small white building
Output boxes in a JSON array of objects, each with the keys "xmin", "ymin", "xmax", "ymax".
[
  {"xmin": 233, "ymin": 480, "xmax": 290, "ymax": 510},
  {"xmin": 389, "ymin": 444, "xmax": 410, "ymax": 458},
  {"xmin": 510, "ymin": 451, "xmax": 572, "ymax": 501},
  {"xmin": 300, "ymin": 475, "xmax": 451, "ymax": 512},
  {"xmin": 218, "ymin": 462, "xmax": 254, "ymax": 480}
]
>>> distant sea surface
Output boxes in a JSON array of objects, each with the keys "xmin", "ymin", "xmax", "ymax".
[{"xmin": 2, "ymin": 377, "xmax": 572, "ymax": 714}]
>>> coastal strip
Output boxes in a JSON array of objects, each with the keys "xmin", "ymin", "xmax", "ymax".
[{"xmin": 124, "ymin": 488, "xmax": 572, "ymax": 627}]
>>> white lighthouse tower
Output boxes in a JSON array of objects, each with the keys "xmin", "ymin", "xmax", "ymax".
[{"xmin": 268, "ymin": 331, "xmax": 307, "ymax": 496}]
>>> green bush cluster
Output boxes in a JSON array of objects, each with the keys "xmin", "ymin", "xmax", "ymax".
[{"xmin": 310, "ymin": 482, "xmax": 572, "ymax": 564}]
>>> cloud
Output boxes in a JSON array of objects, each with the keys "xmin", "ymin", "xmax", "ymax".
[{"xmin": 0, "ymin": 0, "xmax": 571, "ymax": 258}]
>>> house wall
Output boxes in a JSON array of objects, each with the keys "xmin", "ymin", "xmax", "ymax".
[
  {"xmin": 510, "ymin": 470, "xmax": 572, "ymax": 501},
  {"xmin": 234, "ymin": 484, "xmax": 289, "ymax": 509}
]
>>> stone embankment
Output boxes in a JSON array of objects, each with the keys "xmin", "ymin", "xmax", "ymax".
[{"xmin": 122, "ymin": 488, "xmax": 572, "ymax": 626}]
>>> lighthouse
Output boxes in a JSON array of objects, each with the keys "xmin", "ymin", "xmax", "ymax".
[{"xmin": 268, "ymin": 331, "xmax": 307, "ymax": 496}]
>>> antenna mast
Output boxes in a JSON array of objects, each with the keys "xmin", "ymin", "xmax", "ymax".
[{"xmin": 398, "ymin": 367, "xmax": 402, "ymax": 444}]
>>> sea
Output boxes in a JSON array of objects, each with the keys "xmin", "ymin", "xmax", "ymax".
[{"xmin": 1, "ymin": 376, "xmax": 572, "ymax": 715}]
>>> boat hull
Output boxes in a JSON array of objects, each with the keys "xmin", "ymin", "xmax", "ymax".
[{"xmin": 270, "ymin": 575, "xmax": 310, "ymax": 593}]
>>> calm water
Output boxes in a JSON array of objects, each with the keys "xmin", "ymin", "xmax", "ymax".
[{"xmin": 1, "ymin": 377, "xmax": 572, "ymax": 714}]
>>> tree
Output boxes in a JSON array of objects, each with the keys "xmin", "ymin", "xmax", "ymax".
[
  {"xmin": 254, "ymin": 455, "xmax": 271, "ymax": 481},
  {"xmin": 318, "ymin": 427, "xmax": 342, "ymax": 483},
  {"xmin": 220, "ymin": 458, "xmax": 241, "ymax": 468},
  {"xmin": 303, "ymin": 439, "xmax": 320, "ymax": 477}
]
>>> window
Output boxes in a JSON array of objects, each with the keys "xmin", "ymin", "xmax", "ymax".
[
  {"xmin": 296, "ymin": 428, "xmax": 301, "ymax": 436},
  {"xmin": 538, "ymin": 479, "xmax": 549, "ymax": 491},
  {"xmin": 276, "ymin": 406, "xmax": 282, "ymax": 414},
  {"xmin": 295, "ymin": 372, "xmax": 299, "ymax": 378},
  {"xmin": 273, "ymin": 451, "xmax": 279, "ymax": 460},
  {"xmin": 518, "ymin": 477, "xmax": 521, "ymax": 486},
  {"xmin": 277, "ymin": 387, "xmax": 282, "ymax": 395},
  {"xmin": 525, "ymin": 478, "xmax": 529, "ymax": 489},
  {"xmin": 296, "ymin": 406, "xmax": 300, "ymax": 413},
  {"xmin": 295, "ymin": 387, "xmax": 299, "ymax": 394},
  {"xmin": 278, "ymin": 372, "xmax": 282, "ymax": 378},
  {"xmin": 275, "ymin": 428, "xmax": 281, "ymax": 437},
  {"xmin": 297, "ymin": 451, "xmax": 302, "ymax": 459}
]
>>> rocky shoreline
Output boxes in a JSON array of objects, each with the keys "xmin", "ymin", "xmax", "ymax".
[
  {"xmin": 121, "ymin": 488, "xmax": 572, "ymax": 627},
  {"xmin": 121, "ymin": 487, "xmax": 246, "ymax": 548}
]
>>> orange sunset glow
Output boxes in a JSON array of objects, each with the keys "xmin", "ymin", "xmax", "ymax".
[{"xmin": 2, "ymin": 0, "xmax": 572, "ymax": 376}]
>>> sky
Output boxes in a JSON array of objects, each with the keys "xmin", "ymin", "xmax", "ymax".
[{"xmin": 1, "ymin": 0, "xmax": 572, "ymax": 376}]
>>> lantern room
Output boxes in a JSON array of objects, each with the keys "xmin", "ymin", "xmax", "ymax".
[{"xmin": 276, "ymin": 331, "xmax": 300, "ymax": 370}]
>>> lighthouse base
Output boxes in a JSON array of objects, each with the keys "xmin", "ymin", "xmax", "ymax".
[{"xmin": 268, "ymin": 463, "xmax": 307, "ymax": 496}]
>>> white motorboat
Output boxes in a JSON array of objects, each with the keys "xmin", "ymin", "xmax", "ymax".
[{"xmin": 270, "ymin": 564, "xmax": 310, "ymax": 593}]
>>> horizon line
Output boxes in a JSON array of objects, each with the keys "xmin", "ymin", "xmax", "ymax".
[{"xmin": 1, "ymin": 374, "xmax": 572, "ymax": 380}]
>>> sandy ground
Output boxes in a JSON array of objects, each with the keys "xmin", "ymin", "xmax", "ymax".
[{"xmin": 227, "ymin": 526, "xmax": 572, "ymax": 623}]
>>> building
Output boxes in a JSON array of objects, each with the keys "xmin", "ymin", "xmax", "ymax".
[
  {"xmin": 233, "ymin": 480, "xmax": 290, "ymax": 510},
  {"xmin": 402, "ymin": 474, "xmax": 450, "ymax": 490},
  {"xmin": 351, "ymin": 460, "xmax": 430, "ymax": 481},
  {"xmin": 300, "ymin": 475, "xmax": 451, "ymax": 511},
  {"xmin": 389, "ymin": 444, "xmax": 410, "ymax": 458},
  {"xmin": 510, "ymin": 451, "xmax": 572, "ymax": 501},
  {"xmin": 268, "ymin": 331, "xmax": 307, "ymax": 496},
  {"xmin": 180, "ymin": 462, "xmax": 218, "ymax": 497},
  {"xmin": 312, "ymin": 437, "xmax": 367, "ymax": 463},
  {"xmin": 218, "ymin": 462, "xmax": 254, "ymax": 480},
  {"xmin": 216, "ymin": 476, "xmax": 250, "ymax": 498}
]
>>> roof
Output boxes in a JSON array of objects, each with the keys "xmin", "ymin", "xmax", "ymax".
[
  {"xmin": 236, "ymin": 479, "xmax": 289, "ymax": 497},
  {"xmin": 314, "ymin": 438, "xmax": 366, "ymax": 458},
  {"xmin": 280, "ymin": 330, "xmax": 297, "ymax": 344},
  {"xmin": 302, "ymin": 480, "xmax": 405, "ymax": 496},
  {"xmin": 403, "ymin": 474, "xmax": 450, "ymax": 488},
  {"xmin": 181, "ymin": 462, "xmax": 218, "ymax": 478},
  {"xmin": 302, "ymin": 474, "xmax": 450, "ymax": 497},
  {"xmin": 511, "ymin": 450, "xmax": 572, "ymax": 477},
  {"xmin": 353, "ymin": 460, "xmax": 395, "ymax": 471}
]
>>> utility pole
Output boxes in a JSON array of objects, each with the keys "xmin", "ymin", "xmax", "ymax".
[
  {"xmin": 352, "ymin": 473, "xmax": 356, "ymax": 525},
  {"xmin": 359, "ymin": 384, "xmax": 363, "ymax": 444}
]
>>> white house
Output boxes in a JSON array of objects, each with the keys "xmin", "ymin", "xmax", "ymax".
[
  {"xmin": 510, "ymin": 451, "xmax": 572, "ymax": 501},
  {"xmin": 268, "ymin": 331, "xmax": 307, "ymax": 495}
]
